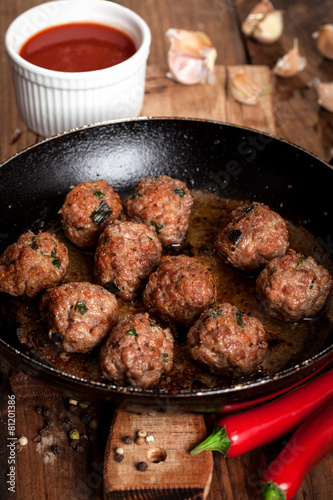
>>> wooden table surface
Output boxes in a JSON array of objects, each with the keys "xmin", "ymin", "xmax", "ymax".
[{"xmin": 1, "ymin": 1, "xmax": 333, "ymax": 499}]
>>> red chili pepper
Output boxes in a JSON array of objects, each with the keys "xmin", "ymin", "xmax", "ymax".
[
  {"xmin": 190, "ymin": 368, "xmax": 333, "ymax": 457},
  {"xmin": 260, "ymin": 399, "xmax": 333, "ymax": 500}
]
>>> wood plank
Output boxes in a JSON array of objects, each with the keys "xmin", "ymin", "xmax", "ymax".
[
  {"xmin": 103, "ymin": 410, "xmax": 213, "ymax": 500},
  {"xmin": 142, "ymin": 65, "xmax": 275, "ymax": 134},
  {"xmin": 235, "ymin": 0, "xmax": 333, "ymax": 162}
]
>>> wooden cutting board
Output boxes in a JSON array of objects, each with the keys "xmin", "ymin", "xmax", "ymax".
[{"xmin": 103, "ymin": 64, "xmax": 276, "ymax": 500}]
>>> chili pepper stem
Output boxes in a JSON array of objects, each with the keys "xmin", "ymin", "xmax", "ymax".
[
  {"xmin": 261, "ymin": 481, "xmax": 286, "ymax": 500},
  {"xmin": 190, "ymin": 425, "xmax": 232, "ymax": 455}
]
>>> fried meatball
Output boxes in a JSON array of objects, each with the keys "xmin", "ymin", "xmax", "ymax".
[
  {"xmin": 256, "ymin": 249, "xmax": 332, "ymax": 323},
  {"xmin": 187, "ymin": 303, "xmax": 267, "ymax": 378},
  {"xmin": 94, "ymin": 221, "xmax": 162, "ymax": 301},
  {"xmin": 0, "ymin": 231, "xmax": 68, "ymax": 298},
  {"xmin": 40, "ymin": 282, "xmax": 118, "ymax": 353},
  {"xmin": 100, "ymin": 313, "xmax": 174, "ymax": 389},
  {"xmin": 142, "ymin": 254, "xmax": 216, "ymax": 327},
  {"xmin": 215, "ymin": 202, "xmax": 289, "ymax": 274},
  {"xmin": 59, "ymin": 180, "xmax": 124, "ymax": 250},
  {"xmin": 124, "ymin": 175, "xmax": 193, "ymax": 246}
]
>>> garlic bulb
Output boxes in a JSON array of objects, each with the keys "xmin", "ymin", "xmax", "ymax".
[
  {"xmin": 309, "ymin": 78, "xmax": 333, "ymax": 113},
  {"xmin": 166, "ymin": 28, "xmax": 217, "ymax": 85},
  {"xmin": 273, "ymin": 39, "xmax": 306, "ymax": 77},
  {"xmin": 231, "ymin": 70, "xmax": 271, "ymax": 105},
  {"xmin": 242, "ymin": 0, "xmax": 283, "ymax": 44},
  {"xmin": 312, "ymin": 24, "xmax": 333, "ymax": 60}
]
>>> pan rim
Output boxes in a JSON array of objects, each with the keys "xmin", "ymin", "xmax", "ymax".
[{"xmin": 1, "ymin": 116, "xmax": 331, "ymax": 171}]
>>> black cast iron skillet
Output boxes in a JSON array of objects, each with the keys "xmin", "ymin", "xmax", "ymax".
[{"xmin": 0, "ymin": 117, "xmax": 333, "ymax": 412}]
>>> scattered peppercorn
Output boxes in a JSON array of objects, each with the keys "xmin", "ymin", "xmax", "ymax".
[
  {"xmin": 79, "ymin": 401, "xmax": 90, "ymax": 409},
  {"xmin": 68, "ymin": 403, "xmax": 78, "ymax": 412},
  {"xmin": 43, "ymin": 408, "xmax": 53, "ymax": 418},
  {"xmin": 114, "ymin": 453, "xmax": 125, "ymax": 463},
  {"xmin": 70, "ymin": 440, "xmax": 78, "ymax": 449},
  {"xmin": 32, "ymin": 435, "xmax": 42, "ymax": 443},
  {"xmin": 36, "ymin": 406, "xmax": 44, "ymax": 415},
  {"xmin": 137, "ymin": 462, "xmax": 148, "ymax": 472},
  {"xmin": 76, "ymin": 441, "xmax": 85, "ymax": 453},
  {"xmin": 116, "ymin": 447, "xmax": 124, "ymax": 455},
  {"xmin": 122, "ymin": 435, "xmax": 133, "ymax": 445},
  {"xmin": 18, "ymin": 436, "xmax": 28, "ymax": 446},
  {"xmin": 88, "ymin": 419, "xmax": 99, "ymax": 431},
  {"xmin": 16, "ymin": 443, "xmax": 22, "ymax": 453},
  {"xmin": 137, "ymin": 430, "xmax": 147, "ymax": 438},
  {"xmin": 135, "ymin": 437, "xmax": 145, "ymax": 446},
  {"xmin": 69, "ymin": 429, "xmax": 80, "ymax": 440},
  {"xmin": 145, "ymin": 434, "xmax": 155, "ymax": 444},
  {"xmin": 81, "ymin": 414, "xmax": 91, "ymax": 424},
  {"xmin": 52, "ymin": 445, "xmax": 62, "ymax": 455}
]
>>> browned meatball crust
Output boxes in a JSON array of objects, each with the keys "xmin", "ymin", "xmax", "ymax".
[
  {"xmin": 124, "ymin": 175, "xmax": 193, "ymax": 247},
  {"xmin": 100, "ymin": 313, "xmax": 174, "ymax": 389},
  {"xmin": 187, "ymin": 303, "xmax": 267, "ymax": 378},
  {"xmin": 0, "ymin": 231, "xmax": 68, "ymax": 298},
  {"xmin": 59, "ymin": 180, "xmax": 124, "ymax": 250},
  {"xmin": 142, "ymin": 254, "xmax": 216, "ymax": 327},
  {"xmin": 215, "ymin": 202, "xmax": 289, "ymax": 274},
  {"xmin": 256, "ymin": 249, "xmax": 332, "ymax": 323},
  {"xmin": 94, "ymin": 221, "xmax": 162, "ymax": 301},
  {"xmin": 40, "ymin": 282, "xmax": 118, "ymax": 353}
]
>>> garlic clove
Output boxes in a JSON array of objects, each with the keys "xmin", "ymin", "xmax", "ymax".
[
  {"xmin": 312, "ymin": 24, "xmax": 333, "ymax": 60},
  {"xmin": 241, "ymin": 0, "xmax": 274, "ymax": 37},
  {"xmin": 309, "ymin": 78, "xmax": 333, "ymax": 113},
  {"xmin": 241, "ymin": 0, "xmax": 283, "ymax": 44},
  {"xmin": 231, "ymin": 70, "xmax": 271, "ymax": 105},
  {"xmin": 273, "ymin": 39, "xmax": 307, "ymax": 77},
  {"xmin": 166, "ymin": 28, "xmax": 217, "ymax": 85},
  {"xmin": 252, "ymin": 10, "xmax": 284, "ymax": 44}
]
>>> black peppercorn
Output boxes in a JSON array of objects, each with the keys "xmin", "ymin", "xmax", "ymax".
[
  {"xmin": 52, "ymin": 445, "xmax": 62, "ymax": 455},
  {"xmin": 81, "ymin": 414, "xmax": 91, "ymax": 424},
  {"xmin": 43, "ymin": 408, "xmax": 53, "ymax": 418},
  {"xmin": 137, "ymin": 462, "xmax": 148, "ymax": 472},
  {"xmin": 36, "ymin": 406, "xmax": 44, "ymax": 415},
  {"xmin": 70, "ymin": 440, "xmax": 78, "ymax": 449},
  {"xmin": 76, "ymin": 442, "xmax": 85, "ymax": 453},
  {"xmin": 122, "ymin": 435, "xmax": 133, "ymax": 445},
  {"xmin": 114, "ymin": 453, "xmax": 124, "ymax": 463}
]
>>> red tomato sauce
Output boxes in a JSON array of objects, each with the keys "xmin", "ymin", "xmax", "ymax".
[{"xmin": 19, "ymin": 22, "xmax": 136, "ymax": 72}]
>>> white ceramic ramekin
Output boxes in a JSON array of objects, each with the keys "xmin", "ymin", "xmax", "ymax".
[{"xmin": 5, "ymin": 0, "xmax": 151, "ymax": 137}]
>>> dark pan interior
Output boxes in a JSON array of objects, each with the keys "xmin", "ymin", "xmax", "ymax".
[{"xmin": 0, "ymin": 117, "xmax": 333, "ymax": 411}]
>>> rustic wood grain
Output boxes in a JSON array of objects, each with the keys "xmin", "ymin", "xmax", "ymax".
[
  {"xmin": 1, "ymin": 1, "xmax": 333, "ymax": 500},
  {"xmin": 235, "ymin": 0, "xmax": 333, "ymax": 162},
  {"xmin": 103, "ymin": 410, "xmax": 213, "ymax": 500},
  {"xmin": 143, "ymin": 65, "xmax": 275, "ymax": 134}
]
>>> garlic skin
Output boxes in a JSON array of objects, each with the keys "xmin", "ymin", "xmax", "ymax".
[
  {"xmin": 309, "ymin": 78, "xmax": 333, "ymax": 113},
  {"xmin": 242, "ymin": 0, "xmax": 283, "ymax": 44},
  {"xmin": 231, "ymin": 70, "xmax": 269, "ymax": 105},
  {"xmin": 273, "ymin": 39, "xmax": 306, "ymax": 78},
  {"xmin": 166, "ymin": 28, "xmax": 217, "ymax": 85},
  {"xmin": 312, "ymin": 24, "xmax": 333, "ymax": 60}
]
